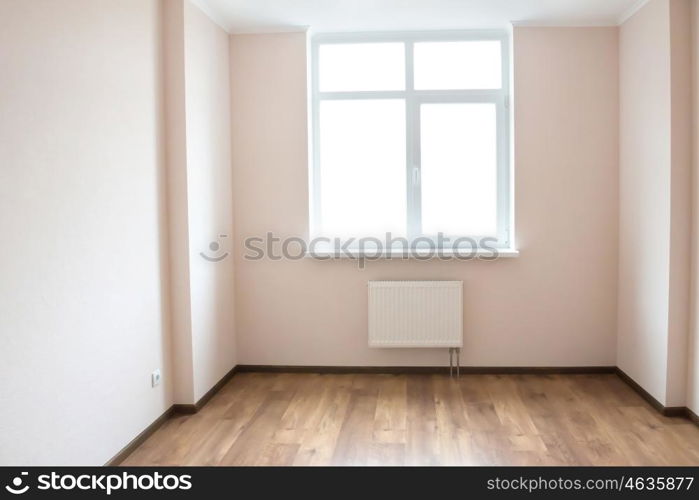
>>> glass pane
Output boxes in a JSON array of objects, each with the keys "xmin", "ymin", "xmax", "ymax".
[
  {"xmin": 319, "ymin": 43, "xmax": 405, "ymax": 92},
  {"xmin": 319, "ymin": 99, "xmax": 406, "ymax": 238},
  {"xmin": 414, "ymin": 41, "xmax": 502, "ymax": 90},
  {"xmin": 420, "ymin": 103, "xmax": 498, "ymax": 236}
]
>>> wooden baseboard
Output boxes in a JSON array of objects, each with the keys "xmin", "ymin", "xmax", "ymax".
[
  {"xmin": 105, "ymin": 365, "xmax": 238, "ymax": 466},
  {"xmin": 663, "ymin": 407, "xmax": 691, "ymax": 418},
  {"xmin": 688, "ymin": 407, "xmax": 699, "ymax": 426},
  {"xmin": 236, "ymin": 364, "xmax": 616, "ymax": 375},
  {"xmin": 105, "ymin": 406, "xmax": 175, "ymax": 466},
  {"xmin": 171, "ymin": 365, "xmax": 239, "ymax": 414},
  {"xmin": 614, "ymin": 367, "xmax": 696, "ymax": 423},
  {"xmin": 615, "ymin": 367, "xmax": 668, "ymax": 414},
  {"xmin": 193, "ymin": 365, "xmax": 239, "ymax": 411},
  {"xmin": 171, "ymin": 403, "xmax": 197, "ymax": 414}
]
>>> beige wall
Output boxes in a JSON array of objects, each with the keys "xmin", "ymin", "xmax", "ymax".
[
  {"xmin": 617, "ymin": 0, "xmax": 692, "ymax": 407},
  {"xmin": 230, "ymin": 28, "xmax": 619, "ymax": 367},
  {"xmin": 0, "ymin": 0, "xmax": 172, "ymax": 464},
  {"xmin": 668, "ymin": 0, "xmax": 692, "ymax": 408},
  {"xmin": 689, "ymin": 0, "xmax": 699, "ymax": 415},
  {"xmin": 3, "ymin": 0, "xmax": 698, "ymax": 466}
]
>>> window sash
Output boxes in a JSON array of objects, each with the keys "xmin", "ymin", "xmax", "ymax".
[{"xmin": 310, "ymin": 31, "xmax": 511, "ymax": 248}]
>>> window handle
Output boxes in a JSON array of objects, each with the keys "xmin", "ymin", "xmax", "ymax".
[{"xmin": 413, "ymin": 166, "xmax": 420, "ymax": 186}]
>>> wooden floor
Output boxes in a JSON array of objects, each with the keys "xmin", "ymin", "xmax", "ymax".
[{"xmin": 122, "ymin": 373, "xmax": 699, "ymax": 466}]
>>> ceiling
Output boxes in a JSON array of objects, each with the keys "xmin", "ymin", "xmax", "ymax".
[{"xmin": 194, "ymin": 0, "xmax": 645, "ymax": 34}]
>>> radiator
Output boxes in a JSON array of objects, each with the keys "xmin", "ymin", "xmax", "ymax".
[{"xmin": 368, "ymin": 281, "xmax": 463, "ymax": 348}]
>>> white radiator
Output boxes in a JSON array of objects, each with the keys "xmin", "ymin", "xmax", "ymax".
[{"xmin": 368, "ymin": 281, "xmax": 463, "ymax": 348}]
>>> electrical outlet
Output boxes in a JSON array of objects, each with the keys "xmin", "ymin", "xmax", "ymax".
[{"xmin": 151, "ymin": 369, "xmax": 161, "ymax": 387}]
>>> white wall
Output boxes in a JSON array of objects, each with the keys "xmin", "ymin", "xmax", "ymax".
[
  {"xmin": 230, "ymin": 29, "xmax": 619, "ymax": 368},
  {"xmin": 163, "ymin": 0, "xmax": 195, "ymax": 406},
  {"xmin": 0, "ymin": 0, "xmax": 172, "ymax": 465},
  {"xmin": 163, "ymin": 0, "xmax": 237, "ymax": 404},
  {"xmin": 617, "ymin": 0, "xmax": 692, "ymax": 407},
  {"xmin": 0, "ymin": 0, "xmax": 236, "ymax": 464},
  {"xmin": 183, "ymin": 0, "xmax": 236, "ymax": 402}
]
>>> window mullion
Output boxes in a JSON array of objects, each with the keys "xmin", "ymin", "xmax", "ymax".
[
  {"xmin": 311, "ymin": 40, "xmax": 322, "ymax": 238},
  {"xmin": 405, "ymin": 41, "xmax": 421, "ymax": 242}
]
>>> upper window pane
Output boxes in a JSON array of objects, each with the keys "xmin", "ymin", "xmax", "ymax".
[
  {"xmin": 414, "ymin": 41, "xmax": 502, "ymax": 90},
  {"xmin": 318, "ymin": 43, "xmax": 405, "ymax": 92}
]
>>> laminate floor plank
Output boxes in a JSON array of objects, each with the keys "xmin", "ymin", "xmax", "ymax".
[{"xmin": 122, "ymin": 373, "xmax": 699, "ymax": 466}]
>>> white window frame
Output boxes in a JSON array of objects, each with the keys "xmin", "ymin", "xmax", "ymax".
[{"xmin": 310, "ymin": 30, "xmax": 512, "ymax": 250}]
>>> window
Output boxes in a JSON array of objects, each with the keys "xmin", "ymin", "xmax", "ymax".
[{"xmin": 310, "ymin": 32, "xmax": 511, "ymax": 252}]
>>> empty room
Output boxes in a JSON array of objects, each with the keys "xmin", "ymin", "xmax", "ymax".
[{"xmin": 2, "ymin": 0, "xmax": 699, "ymax": 493}]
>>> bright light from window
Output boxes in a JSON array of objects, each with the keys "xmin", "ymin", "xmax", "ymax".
[
  {"xmin": 319, "ymin": 99, "xmax": 407, "ymax": 238},
  {"xmin": 414, "ymin": 41, "xmax": 501, "ymax": 90},
  {"xmin": 420, "ymin": 103, "xmax": 498, "ymax": 236},
  {"xmin": 312, "ymin": 33, "xmax": 510, "ymax": 249},
  {"xmin": 319, "ymin": 43, "xmax": 405, "ymax": 92}
]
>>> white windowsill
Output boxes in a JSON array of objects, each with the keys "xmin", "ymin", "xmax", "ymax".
[{"xmin": 304, "ymin": 247, "xmax": 520, "ymax": 259}]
